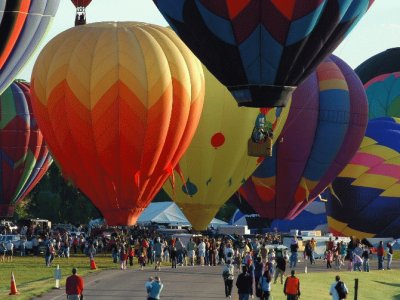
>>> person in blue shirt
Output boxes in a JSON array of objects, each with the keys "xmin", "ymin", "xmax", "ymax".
[{"xmin": 148, "ymin": 276, "xmax": 163, "ymax": 300}]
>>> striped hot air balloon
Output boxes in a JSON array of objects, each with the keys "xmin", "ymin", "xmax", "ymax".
[
  {"xmin": 240, "ymin": 55, "xmax": 368, "ymax": 220},
  {"xmin": 0, "ymin": 0, "xmax": 60, "ymax": 94},
  {"xmin": 0, "ymin": 80, "xmax": 52, "ymax": 217},
  {"xmin": 31, "ymin": 22, "xmax": 204, "ymax": 226},
  {"xmin": 154, "ymin": 0, "xmax": 374, "ymax": 107},
  {"xmin": 327, "ymin": 117, "xmax": 400, "ymax": 238},
  {"xmin": 163, "ymin": 67, "xmax": 289, "ymax": 230}
]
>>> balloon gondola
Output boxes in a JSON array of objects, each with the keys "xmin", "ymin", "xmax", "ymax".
[{"xmin": 71, "ymin": 0, "xmax": 92, "ymax": 26}]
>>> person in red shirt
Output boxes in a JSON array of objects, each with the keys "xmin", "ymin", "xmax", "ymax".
[{"xmin": 66, "ymin": 268, "xmax": 84, "ymax": 300}]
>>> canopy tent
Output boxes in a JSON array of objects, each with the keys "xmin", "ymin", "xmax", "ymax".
[
  {"xmin": 137, "ymin": 202, "xmax": 227, "ymax": 228},
  {"xmin": 231, "ymin": 200, "xmax": 327, "ymax": 232}
]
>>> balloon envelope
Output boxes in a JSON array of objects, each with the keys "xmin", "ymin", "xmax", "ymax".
[
  {"xmin": 154, "ymin": 0, "xmax": 373, "ymax": 107},
  {"xmin": 241, "ymin": 55, "xmax": 368, "ymax": 220},
  {"xmin": 0, "ymin": 0, "xmax": 60, "ymax": 94},
  {"xmin": 31, "ymin": 22, "xmax": 204, "ymax": 226},
  {"xmin": 0, "ymin": 80, "xmax": 52, "ymax": 217},
  {"xmin": 327, "ymin": 117, "xmax": 400, "ymax": 238},
  {"xmin": 163, "ymin": 67, "xmax": 289, "ymax": 230},
  {"xmin": 355, "ymin": 48, "xmax": 400, "ymax": 119}
]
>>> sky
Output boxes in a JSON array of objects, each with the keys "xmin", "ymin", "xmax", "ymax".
[{"xmin": 18, "ymin": 0, "xmax": 400, "ymax": 81}]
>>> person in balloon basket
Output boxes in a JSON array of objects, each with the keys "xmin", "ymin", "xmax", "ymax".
[
  {"xmin": 66, "ymin": 267, "xmax": 84, "ymax": 300},
  {"xmin": 283, "ymin": 270, "xmax": 300, "ymax": 300}
]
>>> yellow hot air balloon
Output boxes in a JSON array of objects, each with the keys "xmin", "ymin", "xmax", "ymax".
[{"xmin": 163, "ymin": 68, "xmax": 290, "ymax": 230}]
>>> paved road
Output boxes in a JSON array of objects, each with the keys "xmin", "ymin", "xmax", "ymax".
[{"xmin": 34, "ymin": 259, "xmax": 399, "ymax": 300}]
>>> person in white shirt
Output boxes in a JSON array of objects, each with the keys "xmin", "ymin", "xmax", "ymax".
[
  {"xmin": 329, "ymin": 275, "xmax": 348, "ymax": 300},
  {"xmin": 198, "ymin": 239, "xmax": 206, "ymax": 266}
]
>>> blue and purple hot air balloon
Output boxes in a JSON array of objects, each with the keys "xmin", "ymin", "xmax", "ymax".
[
  {"xmin": 240, "ymin": 55, "xmax": 368, "ymax": 220},
  {"xmin": 154, "ymin": 0, "xmax": 374, "ymax": 107}
]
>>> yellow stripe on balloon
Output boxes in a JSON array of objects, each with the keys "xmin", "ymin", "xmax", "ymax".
[
  {"xmin": 360, "ymin": 136, "xmax": 376, "ymax": 148},
  {"xmin": 327, "ymin": 216, "xmax": 375, "ymax": 238},
  {"xmin": 352, "ymin": 173, "xmax": 397, "ymax": 189},
  {"xmin": 252, "ymin": 176, "xmax": 276, "ymax": 188},
  {"xmin": 319, "ymin": 79, "xmax": 348, "ymax": 91},
  {"xmin": 385, "ymin": 157, "xmax": 400, "ymax": 166},
  {"xmin": 339, "ymin": 164, "xmax": 369, "ymax": 178},
  {"xmin": 380, "ymin": 183, "xmax": 400, "ymax": 197},
  {"xmin": 359, "ymin": 144, "xmax": 398, "ymax": 160}
]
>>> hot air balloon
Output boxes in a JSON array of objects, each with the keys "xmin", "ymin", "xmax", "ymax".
[
  {"xmin": 327, "ymin": 117, "xmax": 400, "ymax": 238},
  {"xmin": 0, "ymin": 0, "xmax": 60, "ymax": 94},
  {"xmin": 71, "ymin": 0, "xmax": 92, "ymax": 26},
  {"xmin": 0, "ymin": 80, "xmax": 52, "ymax": 217},
  {"xmin": 163, "ymin": 67, "xmax": 289, "ymax": 230},
  {"xmin": 355, "ymin": 48, "xmax": 400, "ymax": 119},
  {"xmin": 240, "ymin": 55, "xmax": 368, "ymax": 220},
  {"xmin": 31, "ymin": 22, "xmax": 205, "ymax": 226},
  {"xmin": 154, "ymin": 0, "xmax": 374, "ymax": 108}
]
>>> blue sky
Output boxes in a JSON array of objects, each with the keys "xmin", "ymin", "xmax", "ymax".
[{"xmin": 18, "ymin": 0, "xmax": 400, "ymax": 80}]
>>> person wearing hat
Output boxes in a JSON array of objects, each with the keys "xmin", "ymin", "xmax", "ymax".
[{"xmin": 66, "ymin": 268, "xmax": 84, "ymax": 300}]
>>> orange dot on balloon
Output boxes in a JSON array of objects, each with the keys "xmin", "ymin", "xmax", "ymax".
[{"xmin": 211, "ymin": 132, "xmax": 225, "ymax": 148}]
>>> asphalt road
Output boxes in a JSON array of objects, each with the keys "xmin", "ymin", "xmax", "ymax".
[{"xmin": 34, "ymin": 258, "xmax": 398, "ymax": 300}]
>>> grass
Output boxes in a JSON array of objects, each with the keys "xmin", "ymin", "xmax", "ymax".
[
  {"xmin": 0, "ymin": 254, "xmax": 118, "ymax": 300},
  {"xmin": 1, "ymin": 255, "xmax": 400, "ymax": 299},
  {"xmin": 269, "ymin": 269, "xmax": 400, "ymax": 300}
]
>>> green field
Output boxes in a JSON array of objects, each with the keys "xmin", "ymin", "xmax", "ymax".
[{"xmin": 0, "ymin": 255, "xmax": 400, "ymax": 299}]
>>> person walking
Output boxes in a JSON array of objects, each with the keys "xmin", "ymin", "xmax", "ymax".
[
  {"xmin": 283, "ymin": 270, "xmax": 300, "ymax": 300},
  {"xmin": 258, "ymin": 270, "xmax": 272, "ymax": 300},
  {"xmin": 148, "ymin": 276, "xmax": 164, "ymax": 300},
  {"xmin": 289, "ymin": 237, "xmax": 299, "ymax": 268},
  {"xmin": 329, "ymin": 275, "xmax": 348, "ymax": 300},
  {"xmin": 386, "ymin": 242, "xmax": 393, "ymax": 270},
  {"xmin": 377, "ymin": 241, "xmax": 385, "ymax": 270},
  {"xmin": 66, "ymin": 268, "xmax": 84, "ymax": 300},
  {"xmin": 236, "ymin": 265, "xmax": 253, "ymax": 300},
  {"xmin": 274, "ymin": 255, "xmax": 286, "ymax": 284},
  {"xmin": 222, "ymin": 259, "xmax": 235, "ymax": 299}
]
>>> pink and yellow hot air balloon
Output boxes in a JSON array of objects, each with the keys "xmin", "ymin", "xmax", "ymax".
[{"xmin": 31, "ymin": 22, "xmax": 204, "ymax": 225}]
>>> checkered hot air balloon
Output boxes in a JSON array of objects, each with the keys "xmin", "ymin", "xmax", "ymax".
[
  {"xmin": 0, "ymin": 0, "xmax": 60, "ymax": 94},
  {"xmin": 0, "ymin": 80, "xmax": 52, "ymax": 217},
  {"xmin": 240, "ymin": 55, "xmax": 368, "ymax": 220},
  {"xmin": 154, "ymin": 0, "xmax": 374, "ymax": 107},
  {"xmin": 31, "ymin": 23, "xmax": 204, "ymax": 226},
  {"xmin": 327, "ymin": 117, "xmax": 400, "ymax": 238}
]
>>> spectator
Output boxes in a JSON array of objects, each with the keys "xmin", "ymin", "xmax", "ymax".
[
  {"xmin": 289, "ymin": 237, "xmax": 299, "ymax": 268},
  {"xmin": 329, "ymin": 275, "xmax": 348, "ymax": 300},
  {"xmin": 154, "ymin": 237, "xmax": 163, "ymax": 270},
  {"xmin": 145, "ymin": 277, "xmax": 154, "ymax": 299},
  {"xmin": 66, "ymin": 268, "xmax": 84, "ymax": 300},
  {"xmin": 361, "ymin": 247, "xmax": 370, "ymax": 272},
  {"xmin": 274, "ymin": 255, "xmax": 286, "ymax": 284},
  {"xmin": 6, "ymin": 240, "xmax": 13, "ymax": 262},
  {"xmin": 222, "ymin": 259, "xmax": 235, "ymax": 299},
  {"xmin": 283, "ymin": 270, "xmax": 300, "ymax": 300},
  {"xmin": 148, "ymin": 276, "xmax": 163, "ymax": 300},
  {"xmin": 377, "ymin": 241, "xmax": 385, "ymax": 270},
  {"xmin": 236, "ymin": 265, "xmax": 252, "ymax": 300},
  {"xmin": 386, "ymin": 242, "xmax": 394, "ymax": 270},
  {"xmin": 259, "ymin": 270, "xmax": 272, "ymax": 300}
]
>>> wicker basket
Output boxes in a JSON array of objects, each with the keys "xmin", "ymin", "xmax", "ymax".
[{"xmin": 248, "ymin": 137, "xmax": 272, "ymax": 157}]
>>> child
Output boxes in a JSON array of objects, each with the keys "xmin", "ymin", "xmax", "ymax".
[
  {"xmin": 326, "ymin": 250, "xmax": 333, "ymax": 269},
  {"xmin": 139, "ymin": 253, "xmax": 146, "ymax": 270}
]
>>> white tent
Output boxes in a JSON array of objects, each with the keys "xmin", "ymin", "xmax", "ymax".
[{"xmin": 137, "ymin": 202, "xmax": 227, "ymax": 227}]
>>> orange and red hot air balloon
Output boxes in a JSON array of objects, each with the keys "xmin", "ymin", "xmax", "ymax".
[{"xmin": 31, "ymin": 22, "xmax": 204, "ymax": 225}]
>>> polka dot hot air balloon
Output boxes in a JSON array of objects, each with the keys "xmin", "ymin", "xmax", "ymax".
[
  {"xmin": 240, "ymin": 55, "xmax": 368, "ymax": 220},
  {"xmin": 154, "ymin": 0, "xmax": 374, "ymax": 107},
  {"xmin": 163, "ymin": 67, "xmax": 289, "ymax": 230},
  {"xmin": 0, "ymin": 0, "xmax": 60, "ymax": 94},
  {"xmin": 355, "ymin": 48, "xmax": 400, "ymax": 119},
  {"xmin": 327, "ymin": 117, "xmax": 400, "ymax": 238},
  {"xmin": 0, "ymin": 80, "xmax": 52, "ymax": 217},
  {"xmin": 31, "ymin": 23, "xmax": 204, "ymax": 226}
]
